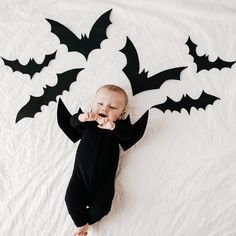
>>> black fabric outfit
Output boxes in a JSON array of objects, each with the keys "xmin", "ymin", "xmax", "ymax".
[{"xmin": 65, "ymin": 109, "xmax": 132, "ymax": 227}]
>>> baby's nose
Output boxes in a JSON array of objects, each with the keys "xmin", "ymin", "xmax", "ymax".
[{"xmin": 103, "ymin": 105, "xmax": 109, "ymax": 112}]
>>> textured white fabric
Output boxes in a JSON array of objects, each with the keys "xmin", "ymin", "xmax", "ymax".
[{"xmin": 1, "ymin": 0, "xmax": 236, "ymax": 235}]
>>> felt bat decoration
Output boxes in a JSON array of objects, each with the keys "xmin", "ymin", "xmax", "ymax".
[
  {"xmin": 57, "ymin": 99, "xmax": 83, "ymax": 143},
  {"xmin": 186, "ymin": 36, "xmax": 236, "ymax": 72},
  {"xmin": 120, "ymin": 36, "xmax": 187, "ymax": 95},
  {"xmin": 120, "ymin": 112, "xmax": 149, "ymax": 151},
  {"xmin": 16, "ymin": 68, "xmax": 83, "ymax": 123},
  {"xmin": 152, "ymin": 90, "xmax": 220, "ymax": 114},
  {"xmin": 57, "ymin": 98, "xmax": 149, "ymax": 151},
  {"xmin": 46, "ymin": 9, "xmax": 112, "ymax": 60},
  {"xmin": 1, "ymin": 51, "xmax": 57, "ymax": 78}
]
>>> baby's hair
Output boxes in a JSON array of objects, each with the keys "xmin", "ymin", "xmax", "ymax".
[{"xmin": 96, "ymin": 84, "xmax": 128, "ymax": 107}]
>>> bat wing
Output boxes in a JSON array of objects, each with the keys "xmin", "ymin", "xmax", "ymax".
[
  {"xmin": 186, "ymin": 36, "xmax": 236, "ymax": 72},
  {"xmin": 152, "ymin": 91, "xmax": 220, "ymax": 114},
  {"xmin": 81, "ymin": 9, "xmax": 112, "ymax": 59},
  {"xmin": 1, "ymin": 51, "xmax": 57, "ymax": 78},
  {"xmin": 120, "ymin": 36, "xmax": 187, "ymax": 95},
  {"xmin": 120, "ymin": 111, "xmax": 149, "ymax": 151},
  {"xmin": 15, "ymin": 68, "xmax": 83, "ymax": 123},
  {"xmin": 46, "ymin": 18, "xmax": 82, "ymax": 52},
  {"xmin": 57, "ymin": 98, "xmax": 81, "ymax": 143},
  {"xmin": 46, "ymin": 9, "xmax": 112, "ymax": 59},
  {"xmin": 145, "ymin": 66, "xmax": 187, "ymax": 93},
  {"xmin": 119, "ymin": 36, "xmax": 141, "ymax": 95}
]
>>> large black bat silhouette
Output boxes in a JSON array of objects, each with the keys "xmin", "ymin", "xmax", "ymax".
[
  {"xmin": 1, "ymin": 51, "xmax": 57, "ymax": 78},
  {"xmin": 46, "ymin": 9, "xmax": 112, "ymax": 60},
  {"xmin": 16, "ymin": 68, "xmax": 83, "ymax": 123},
  {"xmin": 186, "ymin": 36, "xmax": 236, "ymax": 72},
  {"xmin": 152, "ymin": 91, "xmax": 220, "ymax": 114},
  {"xmin": 120, "ymin": 37, "xmax": 187, "ymax": 95},
  {"xmin": 57, "ymin": 98, "xmax": 149, "ymax": 151}
]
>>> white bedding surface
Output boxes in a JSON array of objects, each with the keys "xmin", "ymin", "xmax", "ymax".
[{"xmin": 1, "ymin": 0, "xmax": 236, "ymax": 235}]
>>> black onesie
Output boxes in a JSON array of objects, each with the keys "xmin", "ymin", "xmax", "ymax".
[{"xmin": 65, "ymin": 109, "xmax": 132, "ymax": 227}]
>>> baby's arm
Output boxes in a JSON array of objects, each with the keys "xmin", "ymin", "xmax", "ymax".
[
  {"xmin": 78, "ymin": 112, "xmax": 98, "ymax": 122},
  {"xmin": 109, "ymin": 119, "xmax": 133, "ymax": 141},
  {"xmin": 70, "ymin": 108, "xmax": 89, "ymax": 132}
]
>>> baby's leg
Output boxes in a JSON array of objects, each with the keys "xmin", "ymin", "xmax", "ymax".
[
  {"xmin": 65, "ymin": 171, "xmax": 89, "ymax": 227},
  {"xmin": 88, "ymin": 200, "xmax": 112, "ymax": 226},
  {"xmin": 88, "ymin": 184, "xmax": 114, "ymax": 225}
]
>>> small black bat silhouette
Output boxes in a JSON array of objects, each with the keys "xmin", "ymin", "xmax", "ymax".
[
  {"xmin": 16, "ymin": 68, "xmax": 83, "ymax": 123},
  {"xmin": 152, "ymin": 91, "xmax": 220, "ymax": 114},
  {"xmin": 1, "ymin": 51, "xmax": 57, "ymax": 78},
  {"xmin": 120, "ymin": 36, "xmax": 187, "ymax": 95},
  {"xmin": 46, "ymin": 9, "xmax": 112, "ymax": 60},
  {"xmin": 57, "ymin": 98, "xmax": 149, "ymax": 151},
  {"xmin": 186, "ymin": 36, "xmax": 236, "ymax": 72}
]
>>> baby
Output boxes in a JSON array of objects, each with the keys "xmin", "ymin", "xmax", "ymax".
[{"xmin": 66, "ymin": 84, "xmax": 132, "ymax": 236}]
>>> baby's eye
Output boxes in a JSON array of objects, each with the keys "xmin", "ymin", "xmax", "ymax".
[
  {"xmin": 110, "ymin": 106, "xmax": 117, "ymax": 109},
  {"xmin": 98, "ymin": 103, "xmax": 103, "ymax": 105}
]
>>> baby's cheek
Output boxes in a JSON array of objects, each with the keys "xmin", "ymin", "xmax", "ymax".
[{"xmin": 112, "ymin": 114, "xmax": 119, "ymax": 121}]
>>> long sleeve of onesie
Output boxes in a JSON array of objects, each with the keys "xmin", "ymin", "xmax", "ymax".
[
  {"xmin": 70, "ymin": 109, "xmax": 132, "ymax": 142},
  {"xmin": 70, "ymin": 108, "xmax": 86, "ymax": 133},
  {"xmin": 109, "ymin": 118, "xmax": 132, "ymax": 142}
]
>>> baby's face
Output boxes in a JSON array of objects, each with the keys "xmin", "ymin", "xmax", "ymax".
[{"xmin": 92, "ymin": 88, "xmax": 127, "ymax": 121}]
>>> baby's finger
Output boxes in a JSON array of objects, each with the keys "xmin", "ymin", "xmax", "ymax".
[
  {"xmin": 93, "ymin": 113, "xmax": 98, "ymax": 120},
  {"xmin": 97, "ymin": 124, "xmax": 104, "ymax": 129},
  {"xmin": 97, "ymin": 117, "xmax": 104, "ymax": 124},
  {"xmin": 87, "ymin": 112, "xmax": 95, "ymax": 121},
  {"xmin": 104, "ymin": 117, "xmax": 109, "ymax": 122},
  {"xmin": 89, "ymin": 112, "xmax": 93, "ymax": 120},
  {"xmin": 84, "ymin": 113, "xmax": 89, "ymax": 120},
  {"xmin": 87, "ymin": 112, "xmax": 92, "ymax": 120}
]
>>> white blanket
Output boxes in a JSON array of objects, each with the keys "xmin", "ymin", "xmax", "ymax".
[{"xmin": 1, "ymin": 0, "xmax": 236, "ymax": 235}]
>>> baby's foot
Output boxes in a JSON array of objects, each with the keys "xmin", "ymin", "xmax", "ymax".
[{"xmin": 74, "ymin": 223, "xmax": 89, "ymax": 236}]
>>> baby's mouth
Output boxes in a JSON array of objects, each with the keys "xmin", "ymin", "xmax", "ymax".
[{"xmin": 98, "ymin": 113, "xmax": 107, "ymax": 118}]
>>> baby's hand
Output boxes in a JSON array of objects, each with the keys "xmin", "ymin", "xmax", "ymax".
[
  {"xmin": 78, "ymin": 112, "xmax": 97, "ymax": 122},
  {"xmin": 97, "ymin": 117, "xmax": 115, "ymax": 130}
]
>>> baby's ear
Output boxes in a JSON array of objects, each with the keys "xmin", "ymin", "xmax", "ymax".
[{"xmin": 119, "ymin": 110, "xmax": 126, "ymax": 120}]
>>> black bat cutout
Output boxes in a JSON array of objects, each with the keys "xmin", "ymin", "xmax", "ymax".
[
  {"xmin": 186, "ymin": 36, "xmax": 236, "ymax": 72},
  {"xmin": 152, "ymin": 91, "xmax": 220, "ymax": 114},
  {"xmin": 120, "ymin": 36, "xmax": 187, "ymax": 95},
  {"xmin": 16, "ymin": 68, "xmax": 83, "ymax": 123},
  {"xmin": 120, "ymin": 112, "xmax": 149, "ymax": 151},
  {"xmin": 46, "ymin": 9, "xmax": 112, "ymax": 60},
  {"xmin": 1, "ymin": 51, "xmax": 57, "ymax": 78},
  {"xmin": 57, "ymin": 98, "xmax": 149, "ymax": 151}
]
